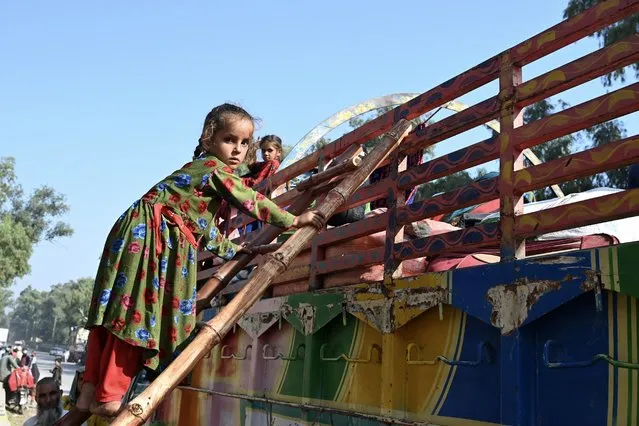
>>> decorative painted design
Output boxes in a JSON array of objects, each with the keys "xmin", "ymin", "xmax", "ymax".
[
  {"xmin": 392, "ymin": 58, "xmax": 500, "ymax": 126},
  {"xmin": 517, "ymin": 34, "xmax": 639, "ymax": 105},
  {"xmin": 516, "ymin": 189, "xmax": 639, "ymax": 238},
  {"xmin": 394, "ymin": 222, "xmax": 500, "ymax": 261},
  {"xmin": 403, "ymin": 97, "xmax": 500, "ymax": 152},
  {"xmin": 130, "ymin": 241, "xmax": 639, "ymax": 425},
  {"xmin": 597, "ymin": 243, "xmax": 639, "ymax": 300},
  {"xmin": 511, "ymin": 0, "xmax": 636, "ymax": 65},
  {"xmin": 514, "ymin": 135, "xmax": 639, "ymax": 193},
  {"xmin": 397, "ymin": 136, "xmax": 499, "ymax": 190},
  {"xmin": 397, "ymin": 177, "xmax": 499, "ymax": 225},
  {"xmin": 515, "ymin": 83, "xmax": 639, "ymax": 150},
  {"xmin": 605, "ymin": 292, "xmax": 639, "ymax": 426}
]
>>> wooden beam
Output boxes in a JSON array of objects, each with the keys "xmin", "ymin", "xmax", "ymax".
[
  {"xmin": 515, "ymin": 134, "xmax": 639, "ymax": 194},
  {"xmin": 516, "ymin": 82, "xmax": 639, "ymax": 151},
  {"xmin": 516, "ymin": 189, "xmax": 639, "ymax": 238},
  {"xmin": 517, "ymin": 34, "xmax": 639, "ymax": 106}
]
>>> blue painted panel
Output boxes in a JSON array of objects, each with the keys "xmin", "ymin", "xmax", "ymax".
[
  {"xmin": 533, "ymin": 292, "xmax": 609, "ymax": 426},
  {"xmin": 438, "ymin": 313, "xmax": 501, "ymax": 423}
]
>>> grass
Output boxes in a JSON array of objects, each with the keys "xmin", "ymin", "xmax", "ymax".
[{"xmin": 7, "ymin": 406, "xmax": 36, "ymax": 426}]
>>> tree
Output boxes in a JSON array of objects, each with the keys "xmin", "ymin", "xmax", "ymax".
[
  {"xmin": 564, "ymin": 1, "xmax": 638, "ymax": 86},
  {"xmin": 9, "ymin": 286, "xmax": 45, "ymax": 343},
  {"xmin": 0, "ymin": 217, "xmax": 31, "ymax": 289},
  {"xmin": 0, "ymin": 157, "xmax": 73, "ymax": 288},
  {"xmin": 524, "ymin": 99, "xmax": 628, "ymax": 200},
  {"xmin": 0, "ymin": 289, "xmax": 13, "ymax": 328},
  {"xmin": 44, "ymin": 277, "xmax": 94, "ymax": 341},
  {"xmin": 586, "ymin": 120, "xmax": 628, "ymax": 187},
  {"xmin": 7, "ymin": 277, "xmax": 93, "ymax": 345}
]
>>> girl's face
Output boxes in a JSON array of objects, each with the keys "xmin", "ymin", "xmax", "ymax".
[
  {"xmin": 261, "ymin": 143, "xmax": 281, "ymax": 162},
  {"xmin": 209, "ymin": 117, "xmax": 254, "ymax": 170}
]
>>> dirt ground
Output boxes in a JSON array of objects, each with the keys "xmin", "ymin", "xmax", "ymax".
[{"xmin": 7, "ymin": 406, "xmax": 36, "ymax": 426}]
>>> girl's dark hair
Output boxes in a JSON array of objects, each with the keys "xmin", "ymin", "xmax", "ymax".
[
  {"xmin": 193, "ymin": 103, "xmax": 255, "ymax": 159},
  {"xmin": 244, "ymin": 134, "xmax": 283, "ymax": 167},
  {"xmin": 259, "ymin": 134, "xmax": 283, "ymax": 152}
]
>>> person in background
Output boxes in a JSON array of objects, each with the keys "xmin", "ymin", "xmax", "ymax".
[
  {"xmin": 0, "ymin": 348, "xmax": 19, "ymax": 406},
  {"xmin": 241, "ymin": 135, "xmax": 283, "ymax": 188},
  {"xmin": 30, "ymin": 351, "xmax": 40, "ymax": 383},
  {"xmin": 23, "ymin": 377, "xmax": 87, "ymax": 426},
  {"xmin": 238, "ymin": 135, "xmax": 285, "ymax": 236},
  {"xmin": 50, "ymin": 359, "xmax": 62, "ymax": 388},
  {"xmin": 15, "ymin": 346, "xmax": 23, "ymax": 366},
  {"xmin": 20, "ymin": 350, "xmax": 31, "ymax": 368}
]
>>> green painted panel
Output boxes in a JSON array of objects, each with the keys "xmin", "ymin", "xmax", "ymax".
[
  {"xmin": 284, "ymin": 293, "xmax": 345, "ymax": 335},
  {"xmin": 617, "ymin": 243, "xmax": 639, "ymax": 299},
  {"xmin": 278, "ymin": 328, "xmax": 306, "ymax": 398},
  {"xmin": 307, "ymin": 314, "xmax": 358, "ymax": 401},
  {"xmin": 280, "ymin": 312, "xmax": 358, "ymax": 402}
]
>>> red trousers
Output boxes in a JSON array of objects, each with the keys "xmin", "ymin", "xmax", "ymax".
[{"xmin": 84, "ymin": 326, "xmax": 143, "ymax": 402}]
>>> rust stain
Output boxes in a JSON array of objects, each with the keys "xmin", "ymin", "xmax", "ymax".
[
  {"xmin": 296, "ymin": 303, "xmax": 316, "ymax": 335},
  {"xmin": 398, "ymin": 286, "xmax": 447, "ymax": 309},
  {"xmin": 487, "ymin": 276, "xmax": 569, "ymax": 335},
  {"xmin": 581, "ymin": 270, "xmax": 600, "ymax": 292},
  {"xmin": 530, "ymin": 255, "xmax": 580, "ymax": 265},
  {"xmin": 345, "ymin": 287, "xmax": 446, "ymax": 333}
]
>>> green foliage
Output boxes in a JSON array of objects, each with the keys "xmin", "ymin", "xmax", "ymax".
[
  {"xmin": 9, "ymin": 285, "xmax": 45, "ymax": 344},
  {"xmin": 0, "ymin": 157, "xmax": 73, "ymax": 287},
  {"xmin": 525, "ymin": 99, "xmax": 628, "ymax": 200},
  {"xmin": 564, "ymin": 0, "xmax": 638, "ymax": 86},
  {"xmin": 0, "ymin": 217, "xmax": 32, "ymax": 288},
  {"xmin": 586, "ymin": 120, "xmax": 628, "ymax": 187},
  {"xmin": 8, "ymin": 278, "xmax": 93, "ymax": 345}
]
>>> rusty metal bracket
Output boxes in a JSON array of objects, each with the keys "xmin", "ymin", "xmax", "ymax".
[
  {"xmin": 320, "ymin": 343, "xmax": 382, "ymax": 363},
  {"xmin": 406, "ymin": 341, "xmax": 493, "ymax": 366},
  {"xmin": 221, "ymin": 344, "xmax": 252, "ymax": 360},
  {"xmin": 262, "ymin": 344, "xmax": 305, "ymax": 361},
  {"xmin": 543, "ymin": 340, "xmax": 639, "ymax": 370}
]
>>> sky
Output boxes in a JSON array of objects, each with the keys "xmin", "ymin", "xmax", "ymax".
[{"xmin": 1, "ymin": 1, "xmax": 637, "ymax": 295}]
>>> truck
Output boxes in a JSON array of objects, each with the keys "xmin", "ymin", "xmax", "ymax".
[
  {"xmin": 0, "ymin": 328, "xmax": 9, "ymax": 346},
  {"xmin": 72, "ymin": 1, "xmax": 639, "ymax": 425}
]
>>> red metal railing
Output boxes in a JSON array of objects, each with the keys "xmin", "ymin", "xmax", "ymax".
[{"xmin": 198, "ymin": 0, "xmax": 639, "ymax": 293}]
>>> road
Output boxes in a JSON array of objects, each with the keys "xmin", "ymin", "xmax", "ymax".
[{"xmin": 32, "ymin": 352, "xmax": 82, "ymax": 394}]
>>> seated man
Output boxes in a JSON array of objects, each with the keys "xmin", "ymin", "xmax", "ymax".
[{"xmin": 23, "ymin": 377, "xmax": 86, "ymax": 426}]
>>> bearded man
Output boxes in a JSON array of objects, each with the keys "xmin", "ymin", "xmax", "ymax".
[{"xmin": 24, "ymin": 378, "xmax": 86, "ymax": 426}]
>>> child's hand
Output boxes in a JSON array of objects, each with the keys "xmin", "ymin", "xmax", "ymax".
[
  {"xmin": 238, "ymin": 243, "xmax": 253, "ymax": 255},
  {"xmin": 292, "ymin": 210, "xmax": 324, "ymax": 230}
]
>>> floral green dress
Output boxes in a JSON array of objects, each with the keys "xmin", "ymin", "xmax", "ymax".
[{"xmin": 86, "ymin": 154, "xmax": 294, "ymax": 370}]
